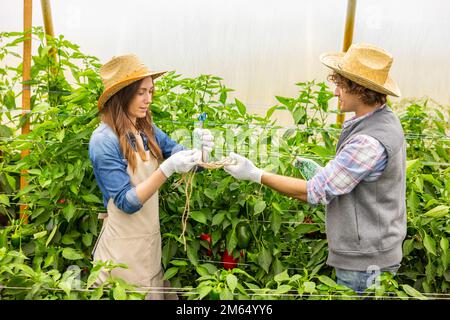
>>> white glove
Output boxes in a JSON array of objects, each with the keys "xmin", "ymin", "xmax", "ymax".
[
  {"xmin": 159, "ymin": 149, "xmax": 202, "ymax": 178},
  {"xmin": 193, "ymin": 128, "xmax": 214, "ymax": 153},
  {"xmin": 223, "ymin": 152, "xmax": 263, "ymax": 184}
]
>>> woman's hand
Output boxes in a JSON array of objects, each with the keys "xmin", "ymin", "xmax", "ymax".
[
  {"xmin": 159, "ymin": 149, "xmax": 202, "ymax": 178},
  {"xmin": 223, "ymin": 152, "xmax": 263, "ymax": 183}
]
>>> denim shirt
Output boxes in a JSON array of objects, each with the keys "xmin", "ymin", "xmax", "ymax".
[{"xmin": 88, "ymin": 122, "xmax": 185, "ymax": 214}]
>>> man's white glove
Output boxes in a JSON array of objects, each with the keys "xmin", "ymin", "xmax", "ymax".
[
  {"xmin": 159, "ymin": 149, "xmax": 202, "ymax": 178},
  {"xmin": 193, "ymin": 128, "xmax": 214, "ymax": 153},
  {"xmin": 223, "ymin": 152, "xmax": 263, "ymax": 184}
]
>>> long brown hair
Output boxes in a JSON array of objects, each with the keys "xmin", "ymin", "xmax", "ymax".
[
  {"xmin": 100, "ymin": 78, "xmax": 163, "ymax": 172},
  {"xmin": 328, "ymin": 72, "xmax": 387, "ymax": 106}
]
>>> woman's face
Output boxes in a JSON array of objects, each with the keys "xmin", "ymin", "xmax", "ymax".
[{"xmin": 128, "ymin": 76, "xmax": 154, "ymax": 121}]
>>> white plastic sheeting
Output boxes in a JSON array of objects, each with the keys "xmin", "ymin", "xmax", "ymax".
[{"xmin": 1, "ymin": 0, "xmax": 449, "ymax": 123}]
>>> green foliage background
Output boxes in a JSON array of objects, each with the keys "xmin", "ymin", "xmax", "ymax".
[{"xmin": 0, "ymin": 29, "xmax": 448, "ymax": 300}]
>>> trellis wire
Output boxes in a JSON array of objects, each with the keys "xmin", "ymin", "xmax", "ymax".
[{"xmin": 0, "ymin": 284, "xmax": 448, "ymax": 300}]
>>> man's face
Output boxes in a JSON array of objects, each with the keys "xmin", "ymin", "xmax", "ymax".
[
  {"xmin": 334, "ymin": 85, "xmax": 360, "ymax": 113},
  {"xmin": 128, "ymin": 76, "xmax": 154, "ymax": 120}
]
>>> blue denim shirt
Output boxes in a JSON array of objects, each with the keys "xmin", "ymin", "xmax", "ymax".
[{"xmin": 88, "ymin": 122, "xmax": 185, "ymax": 214}]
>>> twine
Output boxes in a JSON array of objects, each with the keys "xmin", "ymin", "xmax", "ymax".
[{"xmin": 175, "ymin": 157, "xmax": 237, "ymax": 250}]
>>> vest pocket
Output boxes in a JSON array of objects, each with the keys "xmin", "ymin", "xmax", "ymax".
[{"xmin": 326, "ymin": 205, "xmax": 361, "ymax": 252}]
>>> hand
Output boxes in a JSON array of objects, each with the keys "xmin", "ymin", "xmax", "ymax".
[
  {"xmin": 294, "ymin": 156, "xmax": 322, "ymax": 180},
  {"xmin": 223, "ymin": 152, "xmax": 263, "ymax": 183},
  {"xmin": 159, "ymin": 149, "xmax": 201, "ymax": 178},
  {"xmin": 193, "ymin": 128, "xmax": 214, "ymax": 153}
]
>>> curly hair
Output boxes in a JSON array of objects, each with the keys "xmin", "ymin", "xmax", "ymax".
[{"xmin": 328, "ymin": 72, "xmax": 387, "ymax": 106}]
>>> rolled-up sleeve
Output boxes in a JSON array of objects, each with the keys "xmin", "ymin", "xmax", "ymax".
[
  {"xmin": 89, "ymin": 134, "xmax": 143, "ymax": 214},
  {"xmin": 306, "ymin": 134, "xmax": 387, "ymax": 205}
]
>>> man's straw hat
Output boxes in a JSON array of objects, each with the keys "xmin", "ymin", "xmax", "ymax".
[
  {"xmin": 97, "ymin": 54, "xmax": 166, "ymax": 110},
  {"xmin": 320, "ymin": 43, "xmax": 401, "ymax": 97}
]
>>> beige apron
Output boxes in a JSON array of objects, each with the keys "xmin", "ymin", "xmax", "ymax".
[{"xmin": 92, "ymin": 134, "xmax": 177, "ymax": 300}]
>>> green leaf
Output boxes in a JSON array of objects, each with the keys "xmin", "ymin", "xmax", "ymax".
[
  {"xmin": 401, "ymin": 284, "xmax": 427, "ymax": 300},
  {"xmin": 187, "ymin": 243, "xmax": 199, "ymax": 266},
  {"xmin": 226, "ymin": 228, "xmax": 238, "ymax": 254},
  {"xmin": 171, "ymin": 260, "xmax": 188, "ymax": 267},
  {"xmin": 56, "ymin": 129, "xmax": 65, "ymax": 142},
  {"xmin": 254, "ymin": 200, "xmax": 266, "ymax": 215},
  {"xmin": 33, "ymin": 230, "xmax": 47, "ymax": 239},
  {"xmin": 62, "ymin": 247, "xmax": 84, "ymax": 260},
  {"xmin": 0, "ymin": 194, "xmax": 10, "ymax": 206},
  {"xmin": 274, "ymin": 270, "xmax": 290, "ymax": 283},
  {"xmin": 204, "ymin": 188, "xmax": 216, "ymax": 200},
  {"xmin": 403, "ymin": 239, "xmax": 414, "ymax": 256},
  {"xmin": 5, "ymin": 174, "xmax": 16, "ymax": 189},
  {"xmin": 274, "ymin": 284, "xmax": 292, "ymax": 294},
  {"xmin": 212, "ymin": 211, "xmax": 225, "ymax": 226},
  {"xmin": 318, "ymin": 275, "xmax": 337, "ymax": 288},
  {"xmin": 190, "ymin": 210, "xmax": 207, "ymax": 224},
  {"xmin": 63, "ymin": 203, "xmax": 76, "ymax": 222},
  {"xmin": 226, "ymin": 274, "xmax": 238, "ymax": 293},
  {"xmin": 258, "ymin": 247, "xmax": 272, "ymax": 273},
  {"xmin": 45, "ymin": 224, "xmax": 58, "ymax": 247},
  {"xmin": 440, "ymin": 237, "xmax": 449, "ymax": 254},
  {"xmin": 163, "ymin": 267, "xmax": 178, "ymax": 280},
  {"xmin": 234, "ymin": 98, "xmax": 246, "ymax": 116},
  {"xmin": 197, "ymin": 286, "xmax": 212, "ymax": 300},
  {"xmin": 113, "ymin": 285, "xmax": 127, "ymax": 300},
  {"xmin": 81, "ymin": 194, "xmax": 102, "ymax": 203},
  {"xmin": 87, "ymin": 267, "xmax": 101, "ymax": 289},
  {"xmin": 220, "ymin": 288, "xmax": 234, "ymax": 300},
  {"xmin": 200, "ymin": 263, "xmax": 218, "ymax": 274},
  {"xmin": 406, "ymin": 159, "xmax": 421, "ymax": 176},
  {"xmin": 82, "ymin": 233, "xmax": 93, "ymax": 247},
  {"xmin": 270, "ymin": 211, "xmax": 281, "ymax": 235},
  {"xmin": 303, "ymin": 281, "xmax": 317, "ymax": 294},
  {"xmin": 423, "ymin": 233, "xmax": 437, "ymax": 256},
  {"xmin": 424, "ymin": 205, "xmax": 449, "ymax": 219}
]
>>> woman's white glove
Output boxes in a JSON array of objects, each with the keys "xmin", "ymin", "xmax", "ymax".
[
  {"xmin": 223, "ymin": 152, "xmax": 263, "ymax": 184},
  {"xmin": 159, "ymin": 149, "xmax": 201, "ymax": 178},
  {"xmin": 193, "ymin": 128, "xmax": 214, "ymax": 153}
]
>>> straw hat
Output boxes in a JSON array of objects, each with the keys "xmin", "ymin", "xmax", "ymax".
[
  {"xmin": 320, "ymin": 43, "xmax": 401, "ymax": 97},
  {"xmin": 97, "ymin": 53, "xmax": 166, "ymax": 110}
]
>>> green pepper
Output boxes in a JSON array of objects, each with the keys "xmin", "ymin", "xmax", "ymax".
[{"xmin": 236, "ymin": 222, "xmax": 251, "ymax": 249}]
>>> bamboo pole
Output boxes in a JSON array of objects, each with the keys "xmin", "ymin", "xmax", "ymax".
[
  {"xmin": 20, "ymin": 0, "xmax": 33, "ymax": 223},
  {"xmin": 40, "ymin": 0, "xmax": 57, "ymax": 63},
  {"xmin": 336, "ymin": 0, "xmax": 357, "ymax": 128}
]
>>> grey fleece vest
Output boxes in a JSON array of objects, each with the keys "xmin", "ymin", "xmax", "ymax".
[{"xmin": 326, "ymin": 106, "xmax": 407, "ymax": 271}]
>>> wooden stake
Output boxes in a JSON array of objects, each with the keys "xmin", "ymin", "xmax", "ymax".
[
  {"xmin": 20, "ymin": 0, "xmax": 33, "ymax": 223},
  {"xmin": 336, "ymin": 0, "xmax": 357, "ymax": 128}
]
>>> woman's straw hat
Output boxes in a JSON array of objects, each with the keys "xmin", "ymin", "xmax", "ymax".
[
  {"xmin": 97, "ymin": 53, "xmax": 166, "ymax": 110},
  {"xmin": 320, "ymin": 43, "xmax": 401, "ymax": 97}
]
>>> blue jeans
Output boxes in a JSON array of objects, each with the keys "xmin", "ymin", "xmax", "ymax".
[{"xmin": 335, "ymin": 264, "xmax": 400, "ymax": 294}]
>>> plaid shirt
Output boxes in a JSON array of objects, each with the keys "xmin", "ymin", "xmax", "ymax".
[{"xmin": 306, "ymin": 106, "xmax": 388, "ymax": 205}]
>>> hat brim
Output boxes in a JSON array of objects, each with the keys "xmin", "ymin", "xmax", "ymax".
[
  {"xmin": 97, "ymin": 70, "xmax": 166, "ymax": 110},
  {"xmin": 319, "ymin": 52, "xmax": 401, "ymax": 97}
]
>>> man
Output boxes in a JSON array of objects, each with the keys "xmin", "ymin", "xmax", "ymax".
[{"xmin": 223, "ymin": 43, "xmax": 407, "ymax": 293}]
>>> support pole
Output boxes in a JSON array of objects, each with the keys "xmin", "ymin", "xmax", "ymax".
[
  {"xmin": 20, "ymin": 0, "xmax": 33, "ymax": 223},
  {"xmin": 40, "ymin": 0, "xmax": 57, "ymax": 58},
  {"xmin": 336, "ymin": 0, "xmax": 357, "ymax": 128}
]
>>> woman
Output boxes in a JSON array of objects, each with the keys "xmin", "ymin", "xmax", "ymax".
[{"xmin": 88, "ymin": 54, "xmax": 213, "ymax": 299}]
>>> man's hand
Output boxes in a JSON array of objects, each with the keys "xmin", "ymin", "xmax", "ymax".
[{"xmin": 223, "ymin": 152, "xmax": 263, "ymax": 183}]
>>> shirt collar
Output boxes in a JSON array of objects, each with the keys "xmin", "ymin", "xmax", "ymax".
[{"xmin": 342, "ymin": 104, "xmax": 386, "ymax": 129}]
